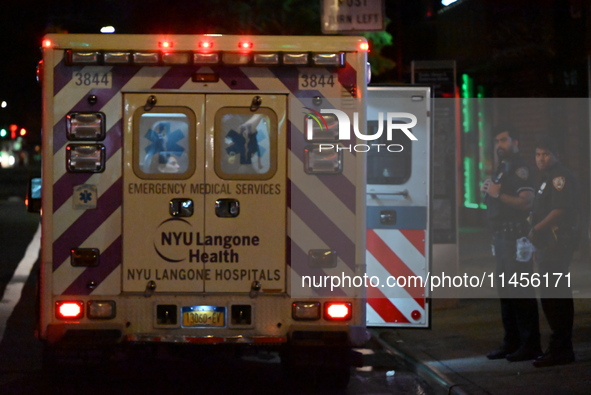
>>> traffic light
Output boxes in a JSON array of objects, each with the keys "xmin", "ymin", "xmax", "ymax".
[
  {"xmin": 9, "ymin": 124, "xmax": 17, "ymax": 139},
  {"xmin": 0, "ymin": 128, "xmax": 6, "ymax": 138},
  {"xmin": 19, "ymin": 128, "xmax": 27, "ymax": 137}
]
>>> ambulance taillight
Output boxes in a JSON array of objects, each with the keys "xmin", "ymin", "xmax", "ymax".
[
  {"xmin": 56, "ymin": 301, "xmax": 84, "ymax": 320},
  {"xmin": 87, "ymin": 301, "xmax": 116, "ymax": 320},
  {"xmin": 324, "ymin": 302, "xmax": 352, "ymax": 321},
  {"xmin": 292, "ymin": 302, "xmax": 321, "ymax": 321}
]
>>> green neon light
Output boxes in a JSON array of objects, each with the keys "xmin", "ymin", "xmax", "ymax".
[
  {"xmin": 477, "ymin": 85, "xmax": 486, "ymax": 211},
  {"xmin": 463, "ymin": 156, "xmax": 479, "ymax": 209},
  {"xmin": 461, "ymin": 74, "xmax": 473, "ymax": 133}
]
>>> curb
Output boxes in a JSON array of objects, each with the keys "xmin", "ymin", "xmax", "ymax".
[{"xmin": 371, "ymin": 329, "xmax": 471, "ymax": 395}]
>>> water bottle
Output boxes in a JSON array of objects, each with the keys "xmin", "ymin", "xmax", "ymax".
[{"xmin": 516, "ymin": 237, "xmax": 534, "ymax": 262}]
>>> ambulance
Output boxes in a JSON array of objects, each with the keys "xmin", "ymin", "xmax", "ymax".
[{"xmin": 33, "ymin": 34, "xmax": 370, "ymax": 384}]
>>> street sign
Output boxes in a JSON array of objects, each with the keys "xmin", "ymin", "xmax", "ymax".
[{"xmin": 322, "ymin": 0, "xmax": 385, "ymax": 34}]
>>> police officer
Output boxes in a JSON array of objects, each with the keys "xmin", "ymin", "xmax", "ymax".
[
  {"xmin": 481, "ymin": 126, "xmax": 541, "ymax": 362},
  {"xmin": 529, "ymin": 136, "xmax": 579, "ymax": 367}
]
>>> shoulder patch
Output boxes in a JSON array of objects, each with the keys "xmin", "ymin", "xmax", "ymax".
[
  {"xmin": 515, "ymin": 167, "xmax": 529, "ymax": 180},
  {"xmin": 552, "ymin": 176, "xmax": 566, "ymax": 191}
]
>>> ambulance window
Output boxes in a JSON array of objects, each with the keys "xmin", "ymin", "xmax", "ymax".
[
  {"xmin": 215, "ymin": 108, "xmax": 277, "ymax": 180},
  {"xmin": 366, "ymin": 120, "xmax": 412, "ymax": 185},
  {"xmin": 133, "ymin": 108, "xmax": 196, "ymax": 180}
]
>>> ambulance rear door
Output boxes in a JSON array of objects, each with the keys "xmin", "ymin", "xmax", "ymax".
[
  {"xmin": 365, "ymin": 86, "xmax": 431, "ymax": 328},
  {"xmin": 123, "ymin": 93, "xmax": 206, "ymax": 293},
  {"xmin": 122, "ymin": 93, "xmax": 287, "ymax": 294},
  {"xmin": 203, "ymin": 94, "xmax": 287, "ymax": 293}
]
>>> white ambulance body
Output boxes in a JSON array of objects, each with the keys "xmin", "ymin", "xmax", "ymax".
[
  {"xmin": 37, "ymin": 34, "xmax": 369, "ymax": 380},
  {"xmin": 365, "ymin": 86, "xmax": 431, "ymax": 328}
]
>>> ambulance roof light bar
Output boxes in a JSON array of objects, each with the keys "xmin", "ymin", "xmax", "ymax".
[
  {"xmin": 63, "ymin": 37, "xmax": 346, "ymax": 67},
  {"xmin": 198, "ymin": 41, "xmax": 214, "ymax": 50},
  {"xmin": 65, "ymin": 50, "xmax": 346, "ymax": 67},
  {"xmin": 238, "ymin": 41, "xmax": 253, "ymax": 50},
  {"xmin": 159, "ymin": 40, "xmax": 173, "ymax": 49}
]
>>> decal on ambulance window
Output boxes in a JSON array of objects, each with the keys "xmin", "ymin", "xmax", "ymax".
[
  {"xmin": 215, "ymin": 108, "xmax": 277, "ymax": 180},
  {"xmin": 366, "ymin": 120, "xmax": 412, "ymax": 185},
  {"xmin": 133, "ymin": 107, "xmax": 196, "ymax": 180}
]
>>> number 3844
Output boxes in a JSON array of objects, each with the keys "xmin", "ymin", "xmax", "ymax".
[
  {"xmin": 73, "ymin": 72, "xmax": 112, "ymax": 88},
  {"xmin": 299, "ymin": 73, "xmax": 335, "ymax": 89}
]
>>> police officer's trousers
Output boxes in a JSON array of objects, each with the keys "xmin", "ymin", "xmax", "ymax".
[
  {"xmin": 493, "ymin": 236, "xmax": 541, "ymax": 350},
  {"xmin": 535, "ymin": 244, "xmax": 575, "ymax": 352}
]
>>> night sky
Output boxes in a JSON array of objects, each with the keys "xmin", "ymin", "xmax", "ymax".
[{"xmin": 0, "ymin": 0, "xmax": 433, "ymax": 141}]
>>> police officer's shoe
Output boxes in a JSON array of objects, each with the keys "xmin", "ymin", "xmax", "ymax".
[
  {"xmin": 532, "ymin": 349, "xmax": 575, "ymax": 368},
  {"xmin": 506, "ymin": 347, "xmax": 542, "ymax": 362},
  {"xmin": 486, "ymin": 346, "xmax": 517, "ymax": 360}
]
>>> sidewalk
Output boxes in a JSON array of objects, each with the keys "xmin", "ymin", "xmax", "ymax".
[{"xmin": 376, "ymin": 228, "xmax": 591, "ymax": 395}]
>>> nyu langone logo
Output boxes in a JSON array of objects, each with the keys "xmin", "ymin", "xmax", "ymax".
[{"xmin": 304, "ymin": 108, "xmax": 418, "ymax": 152}]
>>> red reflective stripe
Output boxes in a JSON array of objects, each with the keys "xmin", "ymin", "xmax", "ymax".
[
  {"xmin": 252, "ymin": 336, "xmax": 287, "ymax": 344},
  {"xmin": 367, "ymin": 286, "xmax": 409, "ymax": 324},
  {"xmin": 415, "ymin": 297, "xmax": 426, "ymax": 309},
  {"xmin": 185, "ymin": 337, "xmax": 224, "ymax": 344},
  {"xmin": 399, "ymin": 229, "xmax": 426, "ymax": 256},
  {"xmin": 366, "ymin": 229, "xmax": 424, "ymax": 301}
]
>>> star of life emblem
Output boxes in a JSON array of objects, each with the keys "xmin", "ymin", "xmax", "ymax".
[{"xmin": 73, "ymin": 184, "xmax": 97, "ymax": 209}]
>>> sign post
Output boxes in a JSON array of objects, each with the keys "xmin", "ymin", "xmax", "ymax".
[{"xmin": 322, "ymin": 0, "xmax": 385, "ymax": 34}]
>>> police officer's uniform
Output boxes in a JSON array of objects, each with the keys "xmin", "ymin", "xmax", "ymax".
[
  {"xmin": 485, "ymin": 157, "xmax": 541, "ymax": 361},
  {"xmin": 530, "ymin": 161, "xmax": 579, "ymax": 367}
]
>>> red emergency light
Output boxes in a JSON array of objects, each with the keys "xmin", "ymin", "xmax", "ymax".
[
  {"xmin": 199, "ymin": 41, "xmax": 213, "ymax": 50},
  {"xmin": 42, "ymin": 39, "xmax": 53, "ymax": 48},
  {"xmin": 56, "ymin": 301, "xmax": 84, "ymax": 320},
  {"xmin": 324, "ymin": 302, "xmax": 352, "ymax": 321},
  {"xmin": 159, "ymin": 40, "xmax": 174, "ymax": 49},
  {"xmin": 238, "ymin": 41, "xmax": 253, "ymax": 50},
  {"xmin": 359, "ymin": 42, "xmax": 369, "ymax": 51}
]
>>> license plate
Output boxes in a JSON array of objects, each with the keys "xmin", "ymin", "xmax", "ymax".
[{"xmin": 181, "ymin": 306, "xmax": 225, "ymax": 327}]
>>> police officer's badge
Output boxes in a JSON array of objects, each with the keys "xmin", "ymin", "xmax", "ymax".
[
  {"xmin": 552, "ymin": 176, "xmax": 566, "ymax": 191},
  {"xmin": 516, "ymin": 167, "xmax": 529, "ymax": 180}
]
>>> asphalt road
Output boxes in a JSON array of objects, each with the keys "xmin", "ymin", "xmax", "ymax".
[{"xmin": 0, "ymin": 197, "xmax": 435, "ymax": 394}]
